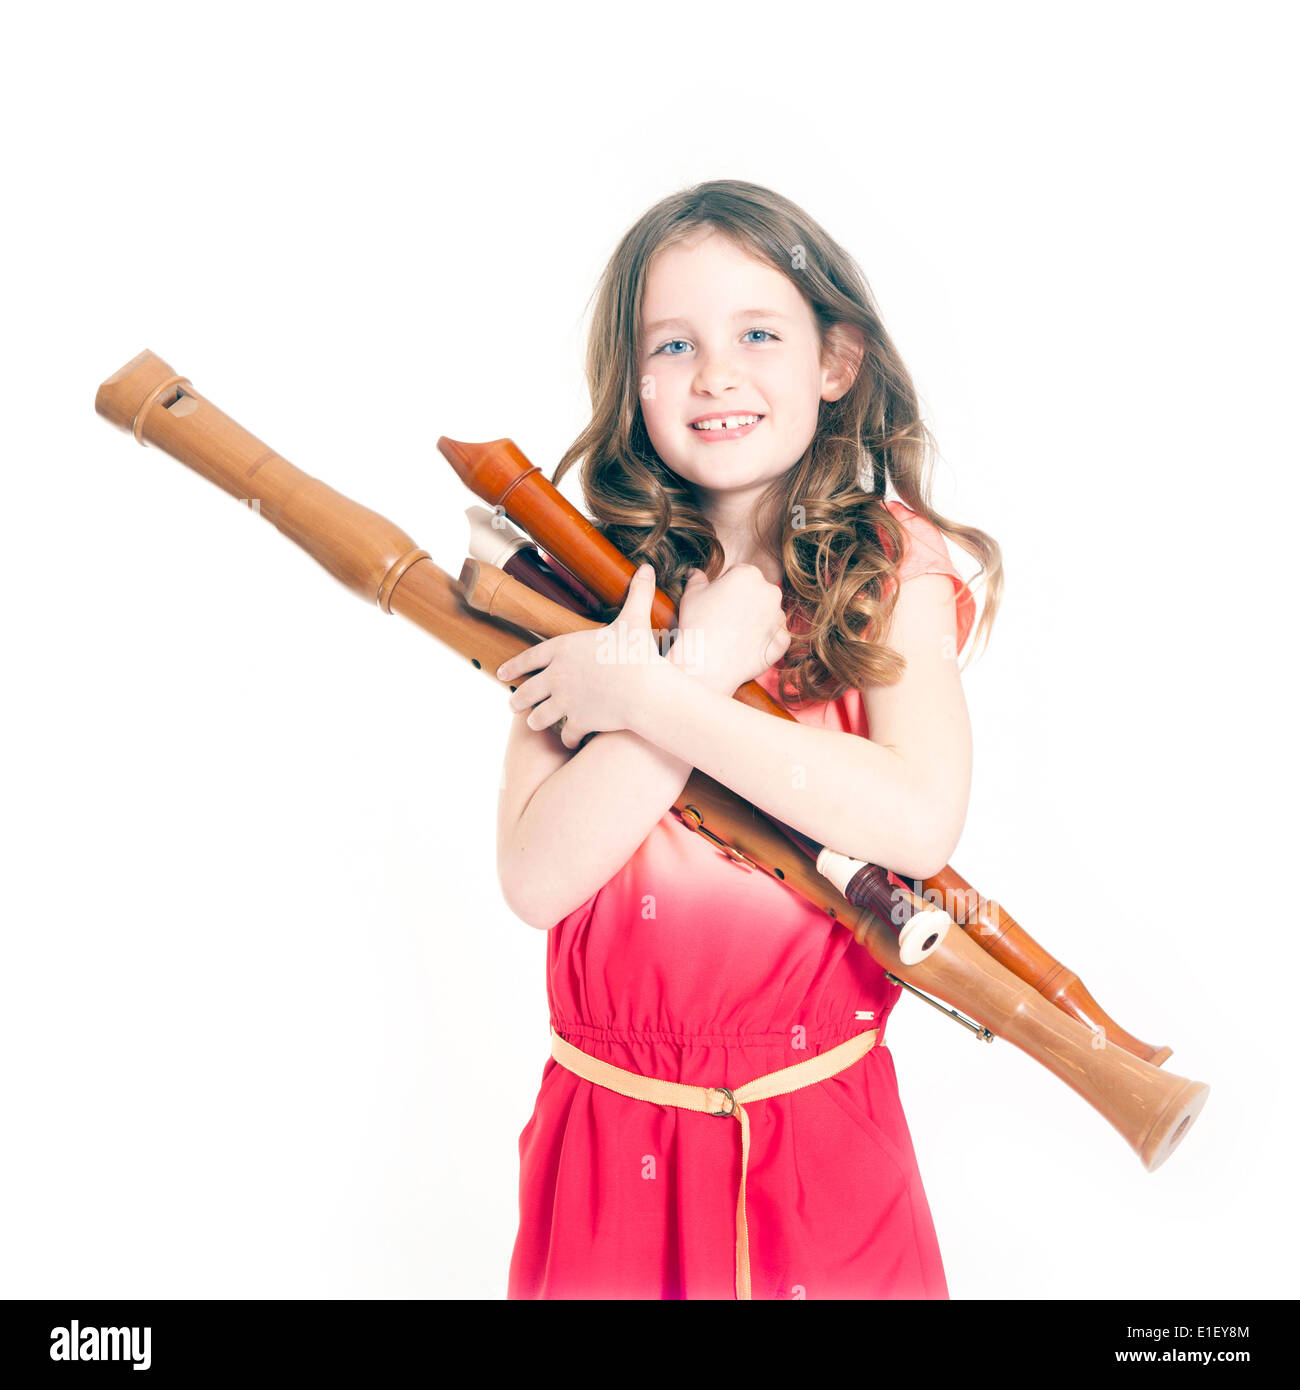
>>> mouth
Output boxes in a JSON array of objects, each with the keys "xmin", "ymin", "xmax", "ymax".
[{"xmin": 688, "ymin": 413, "xmax": 765, "ymax": 441}]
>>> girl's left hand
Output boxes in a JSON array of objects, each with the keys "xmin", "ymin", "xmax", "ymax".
[{"xmin": 495, "ymin": 563, "xmax": 666, "ymax": 750}]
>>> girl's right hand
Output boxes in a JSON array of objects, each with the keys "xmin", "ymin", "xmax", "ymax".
[{"xmin": 670, "ymin": 564, "xmax": 792, "ymax": 695}]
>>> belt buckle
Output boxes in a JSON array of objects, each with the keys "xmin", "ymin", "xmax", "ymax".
[{"xmin": 710, "ymin": 1085, "xmax": 737, "ymax": 1118}]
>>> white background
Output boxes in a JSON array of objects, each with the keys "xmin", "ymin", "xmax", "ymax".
[{"xmin": 3, "ymin": 0, "xmax": 1295, "ymax": 1300}]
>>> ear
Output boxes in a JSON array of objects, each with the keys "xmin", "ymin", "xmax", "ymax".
[{"xmin": 820, "ymin": 321, "xmax": 867, "ymax": 403}]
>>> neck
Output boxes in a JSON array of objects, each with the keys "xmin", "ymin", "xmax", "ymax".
[{"xmin": 698, "ymin": 490, "xmax": 784, "ymax": 587}]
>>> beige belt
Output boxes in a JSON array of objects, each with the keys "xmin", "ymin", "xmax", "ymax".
[{"xmin": 548, "ymin": 1024, "xmax": 879, "ymax": 1300}]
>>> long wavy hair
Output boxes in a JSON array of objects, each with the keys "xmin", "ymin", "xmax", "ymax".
[{"xmin": 552, "ymin": 179, "xmax": 1003, "ymax": 707}]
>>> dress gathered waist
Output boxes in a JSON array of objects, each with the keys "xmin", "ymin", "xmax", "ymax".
[{"xmin": 548, "ymin": 1023, "xmax": 880, "ymax": 1300}]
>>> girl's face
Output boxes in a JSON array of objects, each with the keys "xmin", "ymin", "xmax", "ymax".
[{"xmin": 637, "ymin": 227, "xmax": 858, "ymax": 504}]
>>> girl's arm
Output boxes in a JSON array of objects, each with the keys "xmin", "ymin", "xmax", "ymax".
[
  {"xmin": 496, "ymin": 643, "xmax": 701, "ymax": 931},
  {"xmin": 627, "ymin": 574, "xmax": 972, "ymax": 879}
]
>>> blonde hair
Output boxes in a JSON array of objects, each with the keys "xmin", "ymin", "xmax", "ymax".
[{"xmin": 552, "ymin": 178, "xmax": 1003, "ymax": 706}]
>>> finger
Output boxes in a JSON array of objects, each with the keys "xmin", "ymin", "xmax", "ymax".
[
  {"xmin": 496, "ymin": 638, "xmax": 554, "ymax": 683},
  {"xmin": 525, "ymin": 696, "xmax": 565, "ymax": 732},
  {"xmin": 618, "ymin": 562, "xmax": 657, "ymax": 624},
  {"xmin": 506, "ymin": 673, "xmax": 550, "ymax": 713},
  {"xmin": 763, "ymin": 625, "xmax": 793, "ymax": 666},
  {"xmin": 622, "ymin": 558, "xmax": 656, "ymax": 608},
  {"xmin": 560, "ymin": 719, "xmax": 589, "ymax": 751}
]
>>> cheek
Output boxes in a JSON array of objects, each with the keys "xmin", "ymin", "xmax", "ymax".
[
  {"xmin": 758, "ymin": 362, "xmax": 819, "ymax": 428},
  {"xmin": 793, "ymin": 382, "xmax": 823, "ymax": 435},
  {"xmin": 638, "ymin": 368, "xmax": 679, "ymax": 440},
  {"xmin": 641, "ymin": 363, "xmax": 675, "ymax": 399}
]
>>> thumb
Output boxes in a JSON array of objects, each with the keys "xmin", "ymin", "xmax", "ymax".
[
  {"xmin": 619, "ymin": 562, "xmax": 657, "ymax": 623},
  {"xmin": 763, "ymin": 624, "xmax": 793, "ymax": 667}
]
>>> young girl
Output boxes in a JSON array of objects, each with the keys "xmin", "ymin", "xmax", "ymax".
[{"xmin": 494, "ymin": 179, "xmax": 1002, "ymax": 1300}]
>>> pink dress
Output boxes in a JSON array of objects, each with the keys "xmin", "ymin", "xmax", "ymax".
[{"xmin": 507, "ymin": 502, "xmax": 976, "ymax": 1300}]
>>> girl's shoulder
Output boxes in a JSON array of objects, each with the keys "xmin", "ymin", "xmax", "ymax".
[
  {"xmin": 879, "ymin": 500, "xmax": 976, "ymax": 655},
  {"xmin": 757, "ymin": 500, "xmax": 978, "ymax": 717}
]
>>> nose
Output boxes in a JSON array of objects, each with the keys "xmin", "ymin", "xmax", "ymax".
[{"xmin": 691, "ymin": 346, "xmax": 743, "ymax": 397}]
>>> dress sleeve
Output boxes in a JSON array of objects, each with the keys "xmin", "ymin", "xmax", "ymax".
[{"xmin": 884, "ymin": 501, "xmax": 976, "ymax": 656}]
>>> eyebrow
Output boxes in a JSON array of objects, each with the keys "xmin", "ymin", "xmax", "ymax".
[{"xmin": 642, "ymin": 308, "xmax": 792, "ymax": 335}]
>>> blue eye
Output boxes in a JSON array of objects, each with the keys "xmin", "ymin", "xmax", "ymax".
[{"xmin": 651, "ymin": 329, "xmax": 780, "ymax": 356}]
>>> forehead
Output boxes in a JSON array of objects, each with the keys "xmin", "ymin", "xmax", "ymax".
[{"xmin": 640, "ymin": 229, "xmax": 804, "ymax": 327}]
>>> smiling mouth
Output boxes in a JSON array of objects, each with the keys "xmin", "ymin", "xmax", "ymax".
[{"xmin": 689, "ymin": 414, "xmax": 764, "ymax": 432}]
